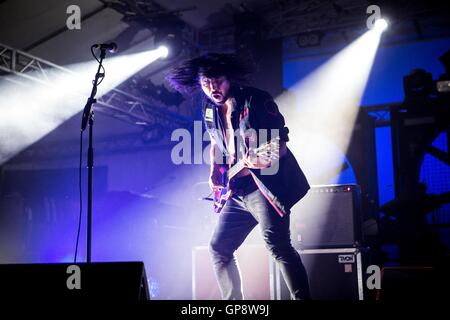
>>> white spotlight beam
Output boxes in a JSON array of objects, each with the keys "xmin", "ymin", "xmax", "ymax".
[
  {"xmin": 0, "ymin": 43, "xmax": 190, "ymax": 165},
  {"xmin": 0, "ymin": 43, "xmax": 189, "ymax": 129},
  {"xmin": 276, "ymin": 28, "xmax": 384, "ymax": 184},
  {"xmin": 276, "ymin": 27, "xmax": 384, "ymax": 247}
]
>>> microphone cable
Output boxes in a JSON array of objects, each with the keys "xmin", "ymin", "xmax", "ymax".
[{"xmin": 74, "ymin": 130, "xmax": 83, "ymax": 263}]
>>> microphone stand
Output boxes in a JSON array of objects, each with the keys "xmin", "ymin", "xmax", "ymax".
[{"xmin": 81, "ymin": 47, "xmax": 107, "ymax": 263}]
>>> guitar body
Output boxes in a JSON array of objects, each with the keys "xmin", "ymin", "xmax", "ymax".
[
  {"xmin": 211, "ymin": 137, "xmax": 280, "ymax": 214},
  {"xmin": 213, "ymin": 185, "xmax": 232, "ymax": 213}
]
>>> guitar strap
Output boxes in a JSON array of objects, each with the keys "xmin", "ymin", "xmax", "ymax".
[
  {"xmin": 203, "ymin": 92, "xmax": 247, "ymax": 166},
  {"xmin": 249, "ymin": 171, "xmax": 287, "ymax": 217},
  {"xmin": 203, "ymin": 100, "xmax": 229, "ymax": 160}
]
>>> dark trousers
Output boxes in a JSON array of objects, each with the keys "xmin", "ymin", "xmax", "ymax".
[{"xmin": 209, "ymin": 186, "xmax": 311, "ymax": 300}]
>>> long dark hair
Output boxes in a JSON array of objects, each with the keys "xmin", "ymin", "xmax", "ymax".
[{"xmin": 166, "ymin": 52, "xmax": 253, "ymax": 94}]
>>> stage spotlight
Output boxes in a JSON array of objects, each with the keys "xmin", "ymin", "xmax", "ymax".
[
  {"xmin": 154, "ymin": 26, "xmax": 183, "ymax": 60},
  {"xmin": 157, "ymin": 46, "xmax": 169, "ymax": 59},
  {"xmin": 374, "ymin": 18, "xmax": 388, "ymax": 32},
  {"xmin": 297, "ymin": 32, "xmax": 323, "ymax": 48}
]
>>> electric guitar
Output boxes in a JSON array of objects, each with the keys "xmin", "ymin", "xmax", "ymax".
[{"xmin": 212, "ymin": 137, "xmax": 280, "ymax": 213}]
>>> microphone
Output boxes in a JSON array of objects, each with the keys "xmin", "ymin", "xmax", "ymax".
[{"xmin": 92, "ymin": 42, "xmax": 118, "ymax": 53}]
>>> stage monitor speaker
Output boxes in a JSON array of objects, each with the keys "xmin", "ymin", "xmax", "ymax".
[
  {"xmin": 275, "ymin": 248, "xmax": 365, "ymax": 300},
  {"xmin": 0, "ymin": 262, "xmax": 149, "ymax": 301},
  {"xmin": 291, "ymin": 184, "xmax": 362, "ymax": 249}
]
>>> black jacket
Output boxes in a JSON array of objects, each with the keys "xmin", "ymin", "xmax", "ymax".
[{"xmin": 203, "ymin": 85, "xmax": 310, "ymax": 216}]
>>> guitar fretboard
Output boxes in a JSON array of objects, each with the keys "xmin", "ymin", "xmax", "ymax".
[
  {"xmin": 226, "ymin": 137, "xmax": 280, "ymax": 181},
  {"xmin": 227, "ymin": 160, "xmax": 245, "ymax": 181}
]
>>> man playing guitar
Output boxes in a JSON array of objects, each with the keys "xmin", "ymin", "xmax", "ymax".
[{"xmin": 167, "ymin": 53, "xmax": 311, "ymax": 300}]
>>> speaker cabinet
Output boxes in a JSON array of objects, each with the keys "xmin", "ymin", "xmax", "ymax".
[
  {"xmin": 291, "ymin": 184, "xmax": 362, "ymax": 249},
  {"xmin": 0, "ymin": 262, "xmax": 149, "ymax": 301},
  {"xmin": 275, "ymin": 248, "xmax": 365, "ymax": 300}
]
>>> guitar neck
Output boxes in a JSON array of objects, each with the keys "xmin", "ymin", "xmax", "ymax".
[
  {"xmin": 225, "ymin": 137, "xmax": 280, "ymax": 181},
  {"xmin": 227, "ymin": 160, "xmax": 246, "ymax": 181}
]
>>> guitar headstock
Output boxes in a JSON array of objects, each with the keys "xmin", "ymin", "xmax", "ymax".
[{"xmin": 250, "ymin": 137, "xmax": 280, "ymax": 162}]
